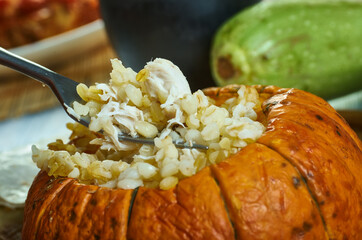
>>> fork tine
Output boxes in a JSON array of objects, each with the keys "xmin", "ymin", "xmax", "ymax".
[{"xmin": 118, "ymin": 134, "xmax": 209, "ymax": 150}]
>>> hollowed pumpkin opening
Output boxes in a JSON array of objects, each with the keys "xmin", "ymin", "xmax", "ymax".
[{"xmin": 32, "ymin": 58, "xmax": 266, "ymax": 190}]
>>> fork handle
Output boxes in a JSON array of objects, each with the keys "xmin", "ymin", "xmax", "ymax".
[
  {"xmin": 0, "ymin": 47, "xmax": 57, "ymax": 87},
  {"xmin": 0, "ymin": 46, "xmax": 82, "ymax": 111}
]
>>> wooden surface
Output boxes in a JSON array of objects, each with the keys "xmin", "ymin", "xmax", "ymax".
[{"xmin": 0, "ymin": 43, "xmax": 116, "ymax": 121}]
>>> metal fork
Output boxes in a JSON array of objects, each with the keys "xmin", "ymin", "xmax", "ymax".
[{"xmin": 0, "ymin": 47, "xmax": 208, "ymax": 150}]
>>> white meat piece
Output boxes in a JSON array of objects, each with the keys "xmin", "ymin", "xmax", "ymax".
[{"xmin": 144, "ymin": 58, "xmax": 191, "ymax": 105}]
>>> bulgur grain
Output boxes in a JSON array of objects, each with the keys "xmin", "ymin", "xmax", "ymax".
[{"xmin": 32, "ymin": 58, "xmax": 265, "ymax": 190}]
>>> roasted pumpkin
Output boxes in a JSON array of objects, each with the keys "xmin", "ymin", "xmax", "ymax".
[{"xmin": 22, "ymin": 85, "xmax": 362, "ymax": 240}]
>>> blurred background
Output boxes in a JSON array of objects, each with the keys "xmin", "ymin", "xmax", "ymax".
[{"xmin": 0, "ymin": 0, "xmax": 361, "ymax": 239}]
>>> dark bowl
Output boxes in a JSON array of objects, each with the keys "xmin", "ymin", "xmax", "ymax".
[{"xmin": 99, "ymin": 0, "xmax": 260, "ymax": 91}]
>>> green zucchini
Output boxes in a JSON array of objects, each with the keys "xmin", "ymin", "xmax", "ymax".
[{"xmin": 211, "ymin": 0, "xmax": 362, "ymax": 99}]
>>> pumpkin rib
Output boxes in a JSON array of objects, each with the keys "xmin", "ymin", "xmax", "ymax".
[
  {"xmin": 265, "ymin": 89, "xmax": 362, "ymax": 149},
  {"xmin": 269, "ymin": 115, "xmax": 360, "ymax": 180},
  {"xmin": 174, "ymin": 186, "xmax": 201, "ymax": 238},
  {"xmin": 208, "ymin": 170, "xmax": 238, "ymax": 240},
  {"xmin": 166, "ymin": 189, "xmax": 198, "ymax": 240},
  {"xmin": 33, "ymin": 178, "xmax": 75, "ymax": 239},
  {"xmin": 22, "ymin": 173, "xmax": 75, "ymax": 240},
  {"xmin": 260, "ymin": 89, "xmax": 362, "ymax": 190},
  {"xmin": 75, "ymin": 185, "xmax": 103, "ymax": 240},
  {"xmin": 264, "ymin": 88, "xmax": 362, "ymax": 171},
  {"xmin": 259, "ymin": 141, "xmax": 330, "ymax": 235},
  {"xmin": 257, "ymin": 90, "xmax": 333, "ymax": 237},
  {"xmin": 262, "ymin": 89, "xmax": 362, "ymax": 188},
  {"xmin": 258, "ymin": 143, "xmax": 330, "ymax": 237},
  {"xmin": 98, "ymin": 187, "xmax": 133, "ymax": 240},
  {"xmin": 258, "ymin": 90, "xmax": 362, "ymax": 239},
  {"xmin": 262, "ymin": 97, "xmax": 362, "ymax": 178},
  {"xmin": 258, "ymin": 117, "xmax": 362, "ymax": 239},
  {"xmin": 174, "ymin": 169, "xmax": 236, "ymax": 240},
  {"xmin": 211, "ymin": 143, "xmax": 327, "ymax": 239},
  {"xmin": 260, "ymin": 142, "xmax": 330, "ymax": 238},
  {"xmin": 37, "ymin": 181, "xmax": 99, "ymax": 239},
  {"xmin": 98, "ymin": 189, "xmax": 117, "ymax": 240},
  {"xmin": 127, "ymin": 168, "xmax": 235, "ymax": 240}
]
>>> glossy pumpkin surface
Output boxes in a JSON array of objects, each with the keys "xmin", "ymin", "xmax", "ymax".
[{"xmin": 22, "ymin": 85, "xmax": 362, "ymax": 240}]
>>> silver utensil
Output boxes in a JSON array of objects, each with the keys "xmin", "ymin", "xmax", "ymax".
[{"xmin": 0, "ymin": 47, "xmax": 208, "ymax": 150}]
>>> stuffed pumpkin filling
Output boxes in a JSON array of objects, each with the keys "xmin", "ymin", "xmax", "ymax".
[{"xmin": 32, "ymin": 58, "xmax": 265, "ymax": 190}]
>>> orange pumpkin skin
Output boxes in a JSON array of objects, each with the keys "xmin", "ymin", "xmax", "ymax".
[{"xmin": 22, "ymin": 85, "xmax": 362, "ymax": 240}]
